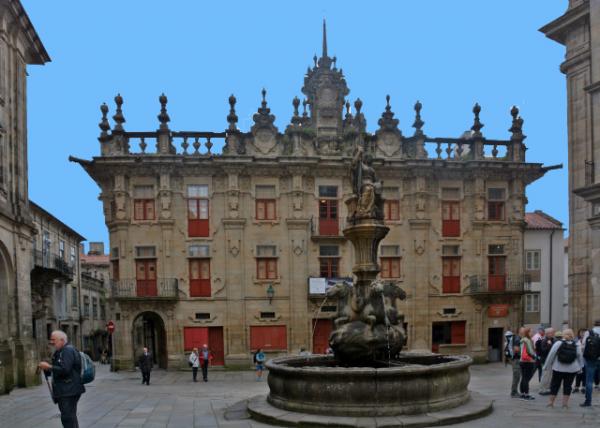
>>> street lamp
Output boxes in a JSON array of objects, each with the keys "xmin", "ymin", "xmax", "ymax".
[{"xmin": 266, "ymin": 284, "xmax": 275, "ymax": 304}]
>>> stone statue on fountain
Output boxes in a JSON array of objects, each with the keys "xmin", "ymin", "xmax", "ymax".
[{"xmin": 328, "ymin": 144, "xmax": 406, "ymax": 364}]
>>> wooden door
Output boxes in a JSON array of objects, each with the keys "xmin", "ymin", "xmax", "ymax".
[
  {"xmin": 189, "ymin": 259, "xmax": 211, "ymax": 297},
  {"xmin": 209, "ymin": 327, "xmax": 224, "ymax": 366},
  {"xmin": 318, "ymin": 199, "xmax": 338, "ymax": 235},
  {"xmin": 312, "ymin": 319, "xmax": 333, "ymax": 354},
  {"xmin": 442, "ymin": 201, "xmax": 460, "ymax": 237},
  {"xmin": 488, "ymin": 256, "xmax": 506, "ymax": 291},
  {"xmin": 136, "ymin": 259, "xmax": 157, "ymax": 296}
]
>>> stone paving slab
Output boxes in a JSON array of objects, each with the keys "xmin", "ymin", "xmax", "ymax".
[{"xmin": 0, "ymin": 363, "xmax": 599, "ymax": 427}]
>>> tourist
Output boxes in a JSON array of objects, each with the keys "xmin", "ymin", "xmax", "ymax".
[
  {"xmin": 580, "ymin": 320, "xmax": 600, "ymax": 407},
  {"xmin": 38, "ymin": 330, "xmax": 85, "ymax": 428},
  {"xmin": 519, "ymin": 327, "xmax": 537, "ymax": 400},
  {"xmin": 531, "ymin": 327, "xmax": 552, "ymax": 382},
  {"xmin": 254, "ymin": 348, "xmax": 266, "ymax": 381},
  {"xmin": 138, "ymin": 346, "xmax": 153, "ymax": 385},
  {"xmin": 189, "ymin": 348, "xmax": 200, "ymax": 382},
  {"xmin": 544, "ymin": 329, "xmax": 583, "ymax": 408},
  {"xmin": 504, "ymin": 327, "xmax": 521, "ymax": 398},
  {"xmin": 200, "ymin": 344, "xmax": 213, "ymax": 382},
  {"xmin": 574, "ymin": 329, "xmax": 587, "ymax": 393},
  {"xmin": 538, "ymin": 328, "xmax": 556, "ymax": 395}
]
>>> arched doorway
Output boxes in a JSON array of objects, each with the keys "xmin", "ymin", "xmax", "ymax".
[{"xmin": 132, "ymin": 311, "xmax": 167, "ymax": 369}]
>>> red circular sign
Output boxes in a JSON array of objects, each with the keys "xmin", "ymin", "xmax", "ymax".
[{"xmin": 107, "ymin": 321, "xmax": 115, "ymax": 333}]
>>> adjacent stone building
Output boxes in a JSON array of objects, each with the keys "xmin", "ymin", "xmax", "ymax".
[
  {"xmin": 523, "ymin": 210, "xmax": 565, "ymax": 330},
  {"xmin": 0, "ymin": 0, "xmax": 49, "ymax": 392},
  {"xmin": 72, "ymin": 25, "xmax": 554, "ymax": 368},
  {"xmin": 30, "ymin": 201, "xmax": 85, "ymax": 360},
  {"xmin": 80, "ymin": 242, "xmax": 110, "ymax": 359},
  {"xmin": 542, "ymin": 0, "xmax": 600, "ymax": 330}
]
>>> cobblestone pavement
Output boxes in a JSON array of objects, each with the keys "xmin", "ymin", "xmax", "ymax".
[{"xmin": 0, "ymin": 362, "xmax": 599, "ymax": 427}]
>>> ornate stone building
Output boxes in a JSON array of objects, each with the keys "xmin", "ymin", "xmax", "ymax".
[
  {"xmin": 0, "ymin": 0, "xmax": 49, "ymax": 392},
  {"xmin": 72, "ymin": 25, "xmax": 553, "ymax": 368},
  {"xmin": 541, "ymin": 0, "xmax": 600, "ymax": 330},
  {"xmin": 30, "ymin": 201, "xmax": 85, "ymax": 361}
]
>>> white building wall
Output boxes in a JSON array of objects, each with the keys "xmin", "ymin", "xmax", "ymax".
[{"xmin": 524, "ymin": 229, "xmax": 565, "ymax": 330}]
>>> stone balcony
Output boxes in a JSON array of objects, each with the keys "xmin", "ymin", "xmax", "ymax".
[{"xmin": 110, "ymin": 278, "xmax": 180, "ymax": 301}]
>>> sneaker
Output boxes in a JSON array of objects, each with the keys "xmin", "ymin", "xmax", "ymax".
[
  {"xmin": 580, "ymin": 402, "xmax": 591, "ymax": 407},
  {"xmin": 525, "ymin": 395, "xmax": 535, "ymax": 400},
  {"xmin": 573, "ymin": 387, "xmax": 580, "ymax": 393}
]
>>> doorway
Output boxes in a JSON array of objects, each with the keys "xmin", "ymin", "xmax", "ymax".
[
  {"xmin": 488, "ymin": 327, "xmax": 504, "ymax": 362},
  {"xmin": 312, "ymin": 319, "xmax": 333, "ymax": 354},
  {"xmin": 132, "ymin": 311, "xmax": 167, "ymax": 368}
]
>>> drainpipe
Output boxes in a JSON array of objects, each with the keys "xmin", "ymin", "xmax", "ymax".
[{"xmin": 549, "ymin": 230, "xmax": 554, "ymax": 328}]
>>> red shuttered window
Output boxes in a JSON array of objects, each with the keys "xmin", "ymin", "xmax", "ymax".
[
  {"xmin": 488, "ymin": 256, "xmax": 506, "ymax": 291},
  {"xmin": 442, "ymin": 257, "xmax": 461, "ymax": 293},
  {"xmin": 380, "ymin": 257, "xmax": 401, "ymax": 278},
  {"xmin": 384, "ymin": 200, "xmax": 400, "ymax": 221},
  {"xmin": 188, "ymin": 185, "xmax": 209, "ymax": 237},
  {"xmin": 135, "ymin": 259, "xmax": 157, "ymax": 297},
  {"xmin": 442, "ymin": 201, "xmax": 460, "ymax": 237},
  {"xmin": 256, "ymin": 199, "xmax": 276, "ymax": 220},
  {"xmin": 189, "ymin": 259, "xmax": 211, "ymax": 297}
]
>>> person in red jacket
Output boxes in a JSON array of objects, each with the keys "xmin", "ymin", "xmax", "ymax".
[{"xmin": 199, "ymin": 344, "xmax": 214, "ymax": 382}]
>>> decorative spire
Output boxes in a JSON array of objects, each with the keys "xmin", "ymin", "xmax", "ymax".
[
  {"xmin": 412, "ymin": 100, "xmax": 424, "ymax": 136},
  {"xmin": 98, "ymin": 103, "xmax": 110, "ymax": 140},
  {"xmin": 471, "ymin": 103, "xmax": 484, "ymax": 136},
  {"xmin": 252, "ymin": 88, "xmax": 276, "ymax": 132},
  {"xmin": 261, "ymin": 88, "xmax": 267, "ymax": 110},
  {"xmin": 157, "ymin": 93, "xmax": 170, "ymax": 130},
  {"xmin": 112, "ymin": 93, "xmax": 125, "ymax": 132},
  {"xmin": 227, "ymin": 94, "xmax": 238, "ymax": 131},
  {"xmin": 354, "ymin": 98, "xmax": 365, "ymax": 131},
  {"xmin": 291, "ymin": 96, "xmax": 302, "ymax": 125},
  {"xmin": 377, "ymin": 95, "xmax": 400, "ymax": 134},
  {"xmin": 509, "ymin": 105, "xmax": 524, "ymax": 137},
  {"xmin": 343, "ymin": 100, "xmax": 354, "ymax": 129},
  {"xmin": 322, "ymin": 19, "xmax": 328, "ymax": 58}
]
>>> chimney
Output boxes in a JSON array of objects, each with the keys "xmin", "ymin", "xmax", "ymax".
[{"xmin": 88, "ymin": 242, "xmax": 105, "ymax": 256}]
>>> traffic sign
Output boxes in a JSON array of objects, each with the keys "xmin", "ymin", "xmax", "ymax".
[{"xmin": 107, "ymin": 321, "xmax": 115, "ymax": 333}]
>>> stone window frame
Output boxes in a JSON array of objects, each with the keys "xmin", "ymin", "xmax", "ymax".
[
  {"xmin": 486, "ymin": 186, "xmax": 506, "ymax": 221},
  {"xmin": 256, "ymin": 245, "xmax": 278, "ymax": 280},
  {"xmin": 132, "ymin": 184, "xmax": 156, "ymax": 221},
  {"xmin": 525, "ymin": 293, "xmax": 540, "ymax": 313}
]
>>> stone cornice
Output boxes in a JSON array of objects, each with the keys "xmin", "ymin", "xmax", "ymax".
[{"xmin": 539, "ymin": 1, "xmax": 589, "ymax": 45}]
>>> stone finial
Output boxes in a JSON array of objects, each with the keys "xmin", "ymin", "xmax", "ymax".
[
  {"xmin": 412, "ymin": 100, "xmax": 424, "ymax": 136},
  {"xmin": 377, "ymin": 95, "xmax": 400, "ymax": 134},
  {"xmin": 227, "ymin": 94, "xmax": 238, "ymax": 130},
  {"xmin": 261, "ymin": 88, "xmax": 267, "ymax": 109},
  {"xmin": 112, "ymin": 93, "xmax": 125, "ymax": 132},
  {"xmin": 252, "ymin": 88, "xmax": 276, "ymax": 131},
  {"xmin": 291, "ymin": 96, "xmax": 302, "ymax": 126},
  {"xmin": 332, "ymin": 56, "xmax": 337, "ymax": 69},
  {"xmin": 98, "ymin": 103, "xmax": 110, "ymax": 140},
  {"xmin": 345, "ymin": 101, "xmax": 351, "ymax": 118},
  {"xmin": 313, "ymin": 54, "xmax": 318, "ymax": 67},
  {"xmin": 157, "ymin": 93, "xmax": 170, "ymax": 130},
  {"xmin": 471, "ymin": 103, "xmax": 484, "ymax": 135},
  {"xmin": 354, "ymin": 98, "xmax": 362, "ymax": 115},
  {"xmin": 322, "ymin": 19, "xmax": 328, "ymax": 58}
]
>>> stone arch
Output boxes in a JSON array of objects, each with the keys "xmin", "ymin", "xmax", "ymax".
[
  {"xmin": 131, "ymin": 311, "xmax": 168, "ymax": 369},
  {"xmin": 0, "ymin": 239, "xmax": 14, "ymax": 341}
]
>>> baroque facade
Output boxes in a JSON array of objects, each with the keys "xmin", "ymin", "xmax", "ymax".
[
  {"xmin": 0, "ymin": 0, "xmax": 49, "ymax": 392},
  {"xmin": 541, "ymin": 0, "xmax": 600, "ymax": 330},
  {"xmin": 30, "ymin": 201, "xmax": 85, "ymax": 361},
  {"xmin": 72, "ymin": 25, "xmax": 553, "ymax": 368}
]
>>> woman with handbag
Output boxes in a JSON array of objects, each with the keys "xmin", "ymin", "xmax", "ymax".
[
  {"xmin": 188, "ymin": 348, "xmax": 200, "ymax": 382},
  {"xmin": 519, "ymin": 327, "xmax": 537, "ymax": 400}
]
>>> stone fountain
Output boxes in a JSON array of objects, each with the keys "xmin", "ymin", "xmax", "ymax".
[{"xmin": 241, "ymin": 147, "xmax": 493, "ymax": 427}]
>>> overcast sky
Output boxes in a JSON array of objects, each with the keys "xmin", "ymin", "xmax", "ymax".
[{"xmin": 22, "ymin": 1, "xmax": 568, "ymax": 248}]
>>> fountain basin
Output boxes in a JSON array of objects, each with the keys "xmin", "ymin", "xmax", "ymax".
[{"xmin": 265, "ymin": 353, "xmax": 472, "ymax": 417}]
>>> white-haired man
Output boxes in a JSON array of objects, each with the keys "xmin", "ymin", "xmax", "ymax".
[{"xmin": 38, "ymin": 330, "xmax": 85, "ymax": 428}]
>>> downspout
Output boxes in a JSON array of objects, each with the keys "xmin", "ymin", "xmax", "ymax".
[{"xmin": 549, "ymin": 230, "xmax": 555, "ymax": 327}]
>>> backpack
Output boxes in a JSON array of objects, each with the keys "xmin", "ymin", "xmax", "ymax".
[
  {"xmin": 583, "ymin": 331, "xmax": 600, "ymax": 360},
  {"xmin": 79, "ymin": 351, "xmax": 95, "ymax": 384},
  {"xmin": 557, "ymin": 340, "xmax": 577, "ymax": 364}
]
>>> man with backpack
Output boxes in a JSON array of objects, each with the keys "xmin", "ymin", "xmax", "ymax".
[
  {"xmin": 38, "ymin": 330, "xmax": 86, "ymax": 428},
  {"xmin": 581, "ymin": 320, "xmax": 600, "ymax": 407},
  {"xmin": 504, "ymin": 327, "xmax": 521, "ymax": 398}
]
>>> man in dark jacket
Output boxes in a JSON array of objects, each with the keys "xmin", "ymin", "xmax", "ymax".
[
  {"xmin": 138, "ymin": 347, "xmax": 153, "ymax": 385},
  {"xmin": 38, "ymin": 330, "xmax": 85, "ymax": 428}
]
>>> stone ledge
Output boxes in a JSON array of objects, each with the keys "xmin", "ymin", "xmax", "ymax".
[{"xmin": 244, "ymin": 391, "xmax": 493, "ymax": 427}]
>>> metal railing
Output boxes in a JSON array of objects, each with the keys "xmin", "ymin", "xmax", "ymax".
[
  {"xmin": 465, "ymin": 274, "xmax": 531, "ymax": 295},
  {"xmin": 33, "ymin": 250, "xmax": 74, "ymax": 278},
  {"xmin": 110, "ymin": 278, "xmax": 179, "ymax": 299}
]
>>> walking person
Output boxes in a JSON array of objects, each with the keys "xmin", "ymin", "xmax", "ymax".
[
  {"xmin": 199, "ymin": 344, "xmax": 213, "ymax": 382},
  {"xmin": 254, "ymin": 348, "xmax": 266, "ymax": 381},
  {"xmin": 538, "ymin": 328, "xmax": 556, "ymax": 395},
  {"xmin": 519, "ymin": 327, "xmax": 537, "ymax": 400},
  {"xmin": 138, "ymin": 346, "xmax": 153, "ymax": 385},
  {"xmin": 189, "ymin": 348, "xmax": 200, "ymax": 382},
  {"xmin": 504, "ymin": 327, "xmax": 521, "ymax": 398},
  {"xmin": 533, "ymin": 327, "xmax": 546, "ymax": 382},
  {"xmin": 581, "ymin": 320, "xmax": 600, "ymax": 407},
  {"xmin": 544, "ymin": 329, "xmax": 584, "ymax": 408},
  {"xmin": 38, "ymin": 330, "xmax": 85, "ymax": 428},
  {"xmin": 574, "ymin": 329, "xmax": 587, "ymax": 393}
]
